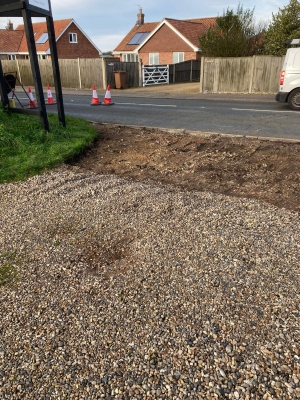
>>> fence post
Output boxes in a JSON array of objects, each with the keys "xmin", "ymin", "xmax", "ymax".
[
  {"xmin": 199, "ymin": 57, "xmax": 204, "ymax": 93},
  {"xmin": 77, "ymin": 58, "xmax": 82, "ymax": 89},
  {"xmin": 190, "ymin": 60, "xmax": 192, "ymax": 82},
  {"xmin": 101, "ymin": 58, "xmax": 107, "ymax": 89},
  {"xmin": 16, "ymin": 59, "xmax": 22, "ymax": 85},
  {"xmin": 248, "ymin": 56, "xmax": 255, "ymax": 94},
  {"xmin": 138, "ymin": 60, "xmax": 142, "ymax": 87}
]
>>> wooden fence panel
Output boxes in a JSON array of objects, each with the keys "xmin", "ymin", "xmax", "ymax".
[
  {"xmin": 106, "ymin": 61, "xmax": 139, "ymax": 88},
  {"xmin": 201, "ymin": 55, "xmax": 283, "ymax": 94},
  {"xmin": 169, "ymin": 65, "xmax": 174, "ymax": 83},
  {"xmin": 219, "ymin": 57, "xmax": 252, "ymax": 92},
  {"xmin": 2, "ymin": 60, "xmax": 55, "ymax": 87},
  {"xmin": 79, "ymin": 58, "xmax": 103, "ymax": 89},
  {"xmin": 38, "ymin": 60, "xmax": 55, "ymax": 87},
  {"xmin": 174, "ymin": 60, "xmax": 200, "ymax": 82},
  {"xmin": 58, "ymin": 59, "xmax": 80, "ymax": 88},
  {"xmin": 1, "ymin": 56, "xmax": 285, "ymax": 94},
  {"xmin": 17, "ymin": 60, "xmax": 34, "ymax": 86},
  {"xmin": 202, "ymin": 57, "xmax": 252, "ymax": 93},
  {"xmin": 191, "ymin": 60, "xmax": 201, "ymax": 82},
  {"xmin": 201, "ymin": 58, "xmax": 216, "ymax": 92},
  {"xmin": 251, "ymin": 56, "xmax": 285, "ymax": 94},
  {"xmin": 2, "ymin": 60, "xmax": 24, "ymax": 89},
  {"xmin": 1, "ymin": 60, "xmax": 18, "ymax": 76}
]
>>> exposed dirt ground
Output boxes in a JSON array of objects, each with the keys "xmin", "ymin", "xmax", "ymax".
[{"xmin": 71, "ymin": 123, "xmax": 300, "ymax": 212}]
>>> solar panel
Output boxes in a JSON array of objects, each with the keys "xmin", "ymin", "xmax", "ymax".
[
  {"xmin": 36, "ymin": 32, "xmax": 48, "ymax": 44},
  {"xmin": 128, "ymin": 32, "xmax": 150, "ymax": 45}
]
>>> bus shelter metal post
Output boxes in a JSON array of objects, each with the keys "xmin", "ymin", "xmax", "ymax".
[
  {"xmin": 22, "ymin": 7, "xmax": 49, "ymax": 132},
  {"xmin": 0, "ymin": 60, "xmax": 9, "ymax": 108},
  {"xmin": 46, "ymin": 14, "xmax": 65, "ymax": 127}
]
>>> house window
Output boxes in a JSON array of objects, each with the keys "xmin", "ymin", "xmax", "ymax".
[
  {"xmin": 122, "ymin": 53, "xmax": 138, "ymax": 62},
  {"xmin": 8, "ymin": 55, "xmax": 16, "ymax": 60},
  {"xmin": 149, "ymin": 53, "xmax": 159, "ymax": 65},
  {"xmin": 69, "ymin": 33, "xmax": 78, "ymax": 43},
  {"xmin": 173, "ymin": 52, "xmax": 184, "ymax": 64},
  {"xmin": 38, "ymin": 54, "xmax": 47, "ymax": 59}
]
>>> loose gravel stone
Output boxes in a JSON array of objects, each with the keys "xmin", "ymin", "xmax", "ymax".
[{"xmin": 0, "ymin": 166, "xmax": 299, "ymax": 399}]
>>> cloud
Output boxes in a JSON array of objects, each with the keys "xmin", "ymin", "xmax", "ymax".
[{"xmin": 90, "ymin": 34, "xmax": 125, "ymax": 52}]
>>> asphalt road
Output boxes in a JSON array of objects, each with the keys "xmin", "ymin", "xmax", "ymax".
[
  {"xmin": 56, "ymin": 93, "xmax": 299, "ymax": 140},
  {"xmin": 12, "ymin": 89, "xmax": 299, "ymax": 140}
]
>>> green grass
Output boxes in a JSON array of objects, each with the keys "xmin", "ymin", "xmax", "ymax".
[
  {"xmin": 0, "ymin": 253, "xmax": 19, "ymax": 286},
  {"xmin": 0, "ymin": 108, "xmax": 98, "ymax": 183}
]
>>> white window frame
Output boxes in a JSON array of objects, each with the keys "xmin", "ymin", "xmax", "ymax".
[
  {"xmin": 69, "ymin": 33, "xmax": 78, "ymax": 43},
  {"xmin": 149, "ymin": 52, "xmax": 159, "ymax": 65},
  {"xmin": 122, "ymin": 53, "xmax": 138, "ymax": 62},
  {"xmin": 173, "ymin": 52, "xmax": 184, "ymax": 64},
  {"xmin": 8, "ymin": 54, "xmax": 16, "ymax": 60}
]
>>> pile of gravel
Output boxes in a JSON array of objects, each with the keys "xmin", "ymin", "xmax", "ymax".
[{"xmin": 0, "ymin": 166, "xmax": 299, "ymax": 399}]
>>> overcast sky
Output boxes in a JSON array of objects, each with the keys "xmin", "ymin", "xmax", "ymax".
[{"xmin": 0, "ymin": 0, "xmax": 288, "ymax": 52}]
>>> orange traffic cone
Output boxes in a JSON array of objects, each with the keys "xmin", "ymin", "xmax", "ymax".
[
  {"xmin": 91, "ymin": 85, "xmax": 101, "ymax": 105},
  {"xmin": 102, "ymin": 85, "xmax": 114, "ymax": 105},
  {"xmin": 27, "ymin": 86, "xmax": 37, "ymax": 109},
  {"xmin": 46, "ymin": 85, "xmax": 56, "ymax": 105}
]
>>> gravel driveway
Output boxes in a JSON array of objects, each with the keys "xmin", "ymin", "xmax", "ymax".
[{"xmin": 0, "ymin": 166, "xmax": 299, "ymax": 399}]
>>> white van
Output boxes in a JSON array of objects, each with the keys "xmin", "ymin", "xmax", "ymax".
[{"xmin": 276, "ymin": 46, "xmax": 300, "ymax": 110}]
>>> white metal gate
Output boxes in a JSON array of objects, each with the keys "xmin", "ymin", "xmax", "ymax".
[{"xmin": 142, "ymin": 65, "xmax": 169, "ymax": 86}]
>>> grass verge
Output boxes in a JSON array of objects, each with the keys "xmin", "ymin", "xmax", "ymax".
[{"xmin": 0, "ymin": 108, "xmax": 98, "ymax": 183}]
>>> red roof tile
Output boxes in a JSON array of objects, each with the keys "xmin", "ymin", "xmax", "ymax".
[
  {"xmin": 0, "ymin": 29, "xmax": 24, "ymax": 52},
  {"xmin": 185, "ymin": 17, "xmax": 217, "ymax": 29},
  {"xmin": 113, "ymin": 22, "xmax": 159, "ymax": 52},
  {"xmin": 16, "ymin": 19, "xmax": 73, "ymax": 52},
  {"xmin": 165, "ymin": 19, "xmax": 206, "ymax": 47},
  {"xmin": 113, "ymin": 16, "xmax": 216, "ymax": 52}
]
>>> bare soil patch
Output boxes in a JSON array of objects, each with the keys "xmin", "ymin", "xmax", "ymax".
[{"xmin": 70, "ymin": 124, "xmax": 300, "ymax": 211}]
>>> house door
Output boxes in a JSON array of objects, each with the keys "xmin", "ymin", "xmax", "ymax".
[{"xmin": 142, "ymin": 65, "xmax": 169, "ymax": 86}]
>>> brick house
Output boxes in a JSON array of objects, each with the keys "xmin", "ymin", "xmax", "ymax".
[
  {"xmin": 0, "ymin": 18, "xmax": 101, "ymax": 60},
  {"xmin": 0, "ymin": 22, "xmax": 23, "ymax": 60},
  {"xmin": 113, "ymin": 9, "xmax": 216, "ymax": 65}
]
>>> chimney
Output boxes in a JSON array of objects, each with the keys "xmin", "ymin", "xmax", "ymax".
[
  {"xmin": 136, "ymin": 8, "xmax": 144, "ymax": 26},
  {"xmin": 5, "ymin": 20, "xmax": 13, "ymax": 30}
]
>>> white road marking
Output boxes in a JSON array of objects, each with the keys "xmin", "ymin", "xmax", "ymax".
[
  {"xmin": 117, "ymin": 102, "xmax": 177, "ymax": 108},
  {"xmin": 232, "ymin": 107, "xmax": 298, "ymax": 113}
]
